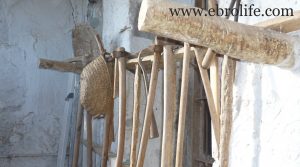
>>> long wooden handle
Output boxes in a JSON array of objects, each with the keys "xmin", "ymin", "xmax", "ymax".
[
  {"xmin": 115, "ymin": 57, "xmax": 127, "ymax": 167},
  {"xmin": 161, "ymin": 45, "xmax": 177, "ymax": 167},
  {"xmin": 175, "ymin": 43, "xmax": 191, "ymax": 167},
  {"xmin": 194, "ymin": 47, "xmax": 220, "ymax": 147},
  {"xmin": 101, "ymin": 112, "xmax": 113, "ymax": 167},
  {"xmin": 136, "ymin": 48, "xmax": 161, "ymax": 167},
  {"xmin": 130, "ymin": 64, "xmax": 142, "ymax": 167},
  {"xmin": 72, "ymin": 103, "xmax": 84, "ymax": 167},
  {"xmin": 86, "ymin": 112, "xmax": 93, "ymax": 167}
]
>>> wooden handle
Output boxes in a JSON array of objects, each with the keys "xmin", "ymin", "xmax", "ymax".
[
  {"xmin": 115, "ymin": 57, "xmax": 127, "ymax": 167},
  {"xmin": 86, "ymin": 112, "xmax": 93, "ymax": 167},
  {"xmin": 72, "ymin": 104, "xmax": 84, "ymax": 167},
  {"xmin": 130, "ymin": 64, "xmax": 142, "ymax": 167},
  {"xmin": 136, "ymin": 48, "xmax": 161, "ymax": 167},
  {"xmin": 194, "ymin": 47, "xmax": 220, "ymax": 147},
  {"xmin": 113, "ymin": 58, "xmax": 119, "ymax": 98},
  {"xmin": 175, "ymin": 43, "xmax": 191, "ymax": 167},
  {"xmin": 161, "ymin": 45, "xmax": 177, "ymax": 167},
  {"xmin": 101, "ymin": 112, "xmax": 113, "ymax": 167},
  {"xmin": 149, "ymin": 111, "xmax": 159, "ymax": 138}
]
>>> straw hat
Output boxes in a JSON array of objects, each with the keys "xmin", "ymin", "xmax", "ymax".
[{"xmin": 80, "ymin": 56, "xmax": 113, "ymax": 116}]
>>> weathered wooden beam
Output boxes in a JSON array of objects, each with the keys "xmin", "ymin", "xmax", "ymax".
[
  {"xmin": 255, "ymin": 11, "xmax": 300, "ymax": 33},
  {"xmin": 39, "ymin": 58, "xmax": 83, "ymax": 74},
  {"xmin": 138, "ymin": 0, "xmax": 297, "ymax": 67}
]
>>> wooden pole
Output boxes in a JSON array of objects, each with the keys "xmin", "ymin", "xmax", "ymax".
[
  {"xmin": 193, "ymin": 47, "xmax": 220, "ymax": 147},
  {"xmin": 219, "ymin": 1, "xmax": 240, "ymax": 166},
  {"xmin": 115, "ymin": 56, "xmax": 127, "ymax": 167},
  {"xmin": 138, "ymin": 0, "xmax": 296, "ymax": 67},
  {"xmin": 72, "ymin": 103, "xmax": 84, "ymax": 167},
  {"xmin": 101, "ymin": 112, "xmax": 113, "ymax": 167},
  {"xmin": 113, "ymin": 59, "xmax": 119, "ymax": 98},
  {"xmin": 86, "ymin": 113, "xmax": 93, "ymax": 167},
  {"xmin": 130, "ymin": 64, "xmax": 142, "ymax": 167},
  {"xmin": 175, "ymin": 43, "xmax": 191, "ymax": 167},
  {"xmin": 39, "ymin": 58, "xmax": 83, "ymax": 74},
  {"xmin": 219, "ymin": 56, "xmax": 235, "ymax": 167},
  {"xmin": 160, "ymin": 45, "xmax": 177, "ymax": 167},
  {"xmin": 136, "ymin": 45, "xmax": 162, "ymax": 167}
]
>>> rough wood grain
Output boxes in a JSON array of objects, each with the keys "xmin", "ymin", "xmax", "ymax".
[
  {"xmin": 255, "ymin": 11, "xmax": 300, "ymax": 33},
  {"xmin": 161, "ymin": 45, "xmax": 177, "ymax": 167},
  {"xmin": 193, "ymin": 47, "xmax": 220, "ymax": 147},
  {"xmin": 39, "ymin": 58, "xmax": 83, "ymax": 74},
  {"xmin": 219, "ymin": 56, "xmax": 235, "ymax": 167},
  {"xmin": 175, "ymin": 43, "xmax": 191, "ymax": 167},
  {"xmin": 136, "ymin": 47, "xmax": 161, "ymax": 167},
  {"xmin": 130, "ymin": 64, "xmax": 142, "ymax": 167},
  {"xmin": 138, "ymin": 0, "xmax": 295, "ymax": 67},
  {"xmin": 116, "ymin": 57, "xmax": 127, "ymax": 167}
]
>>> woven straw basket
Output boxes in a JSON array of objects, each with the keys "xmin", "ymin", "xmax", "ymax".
[{"xmin": 80, "ymin": 53, "xmax": 113, "ymax": 116}]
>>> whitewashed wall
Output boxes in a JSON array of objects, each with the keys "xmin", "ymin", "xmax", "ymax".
[
  {"xmin": 0, "ymin": 0, "xmax": 89, "ymax": 166},
  {"xmin": 218, "ymin": 0, "xmax": 300, "ymax": 167}
]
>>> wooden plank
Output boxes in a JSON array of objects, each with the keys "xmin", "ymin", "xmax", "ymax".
[
  {"xmin": 136, "ymin": 47, "xmax": 161, "ymax": 167},
  {"xmin": 175, "ymin": 43, "xmax": 191, "ymax": 167},
  {"xmin": 193, "ymin": 47, "xmax": 220, "ymax": 147},
  {"xmin": 130, "ymin": 64, "xmax": 142, "ymax": 167},
  {"xmin": 138, "ymin": 0, "xmax": 296, "ymax": 67},
  {"xmin": 160, "ymin": 45, "xmax": 177, "ymax": 167},
  {"xmin": 255, "ymin": 11, "xmax": 300, "ymax": 33},
  {"xmin": 116, "ymin": 57, "xmax": 127, "ymax": 167}
]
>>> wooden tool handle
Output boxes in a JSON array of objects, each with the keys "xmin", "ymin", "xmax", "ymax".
[
  {"xmin": 115, "ymin": 57, "xmax": 127, "ymax": 167},
  {"xmin": 72, "ymin": 104, "xmax": 84, "ymax": 167},
  {"xmin": 130, "ymin": 64, "xmax": 142, "ymax": 167},
  {"xmin": 175, "ymin": 43, "xmax": 191, "ymax": 167},
  {"xmin": 86, "ymin": 112, "xmax": 93, "ymax": 167},
  {"xmin": 194, "ymin": 47, "xmax": 220, "ymax": 147},
  {"xmin": 161, "ymin": 45, "xmax": 177, "ymax": 167},
  {"xmin": 136, "ymin": 47, "xmax": 161, "ymax": 167}
]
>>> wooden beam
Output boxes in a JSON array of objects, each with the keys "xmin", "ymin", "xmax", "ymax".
[
  {"xmin": 255, "ymin": 11, "xmax": 300, "ymax": 33},
  {"xmin": 39, "ymin": 58, "xmax": 83, "ymax": 74},
  {"xmin": 138, "ymin": 0, "xmax": 296, "ymax": 67},
  {"xmin": 160, "ymin": 45, "xmax": 177, "ymax": 167}
]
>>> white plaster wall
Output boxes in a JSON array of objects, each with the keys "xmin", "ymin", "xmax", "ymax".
[
  {"xmin": 0, "ymin": 0, "xmax": 88, "ymax": 166},
  {"xmin": 218, "ymin": 0, "xmax": 300, "ymax": 167}
]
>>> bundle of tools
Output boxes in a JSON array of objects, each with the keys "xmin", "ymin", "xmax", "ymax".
[{"xmin": 38, "ymin": 0, "xmax": 300, "ymax": 166}]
